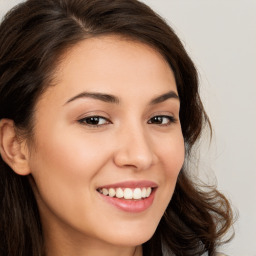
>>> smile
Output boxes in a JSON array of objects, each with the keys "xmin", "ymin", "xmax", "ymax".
[
  {"xmin": 96, "ymin": 181, "xmax": 157, "ymax": 213},
  {"xmin": 97, "ymin": 187, "xmax": 152, "ymax": 200}
]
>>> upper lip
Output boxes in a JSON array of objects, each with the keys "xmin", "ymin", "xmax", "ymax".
[{"xmin": 97, "ymin": 180, "xmax": 158, "ymax": 189}]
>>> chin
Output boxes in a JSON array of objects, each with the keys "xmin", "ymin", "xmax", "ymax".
[{"xmin": 99, "ymin": 222, "xmax": 158, "ymax": 247}]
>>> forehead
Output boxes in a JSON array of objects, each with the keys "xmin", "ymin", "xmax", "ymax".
[{"xmin": 39, "ymin": 35, "xmax": 177, "ymax": 106}]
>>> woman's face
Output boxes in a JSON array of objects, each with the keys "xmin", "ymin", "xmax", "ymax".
[{"xmin": 27, "ymin": 36, "xmax": 185, "ymax": 249}]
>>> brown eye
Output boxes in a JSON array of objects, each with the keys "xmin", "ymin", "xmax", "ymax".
[
  {"xmin": 148, "ymin": 115, "xmax": 176, "ymax": 125},
  {"xmin": 78, "ymin": 116, "xmax": 110, "ymax": 126}
]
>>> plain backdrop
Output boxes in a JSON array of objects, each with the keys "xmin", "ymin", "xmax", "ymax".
[{"xmin": 1, "ymin": 1, "xmax": 256, "ymax": 255}]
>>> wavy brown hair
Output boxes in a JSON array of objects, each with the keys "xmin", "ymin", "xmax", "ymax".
[{"xmin": 0, "ymin": 0, "xmax": 233, "ymax": 255}]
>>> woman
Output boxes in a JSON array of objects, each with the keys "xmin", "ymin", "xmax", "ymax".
[{"xmin": 0, "ymin": 0, "xmax": 233, "ymax": 255}]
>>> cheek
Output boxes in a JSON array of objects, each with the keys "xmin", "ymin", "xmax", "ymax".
[
  {"xmin": 30, "ymin": 126, "xmax": 108, "ymax": 180},
  {"xmin": 28, "ymin": 127, "xmax": 108, "ymax": 211},
  {"xmin": 157, "ymin": 131, "xmax": 185, "ymax": 205},
  {"xmin": 27, "ymin": 128, "xmax": 113, "ymax": 232},
  {"xmin": 145, "ymin": 131, "xmax": 184, "ymax": 230},
  {"xmin": 153, "ymin": 130, "xmax": 185, "ymax": 192},
  {"xmin": 157, "ymin": 131, "xmax": 185, "ymax": 178}
]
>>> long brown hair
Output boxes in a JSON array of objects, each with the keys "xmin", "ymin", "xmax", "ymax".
[{"xmin": 0, "ymin": 0, "xmax": 234, "ymax": 255}]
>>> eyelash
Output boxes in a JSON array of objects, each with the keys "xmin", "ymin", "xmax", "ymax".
[{"xmin": 78, "ymin": 115, "xmax": 177, "ymax": 128}]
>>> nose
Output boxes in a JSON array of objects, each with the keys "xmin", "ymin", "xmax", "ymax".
[{"xmin": 113, "ymin": 125, "xmax": 157, "ymax": 171}]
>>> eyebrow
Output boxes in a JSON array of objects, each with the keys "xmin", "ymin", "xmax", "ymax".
[
  {"xmin": 64, "ymin": 90, "xmax": 179, "ymax": 105},
  {"xmin": 65, "ymin": 92, "xmax": 120, "ymax": 105},
  {"xmin": 149, "ymin": 91, "xmax": 179, "ymax": 105}
]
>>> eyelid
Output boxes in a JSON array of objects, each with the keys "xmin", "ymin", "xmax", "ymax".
[
  {"xmin": 76, "ymin": 110, "xmax": 110, "ymax": 120},
  {"xmin": 147, "ymin": 110, "xmax": 178, "ymax": 120}
]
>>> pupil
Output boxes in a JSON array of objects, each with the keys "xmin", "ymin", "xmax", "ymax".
[
  {"xmin": 88, "ymin": 117, "xmax": 99, "ymax": 125},
  {"xmin": 153, "ymin": 116, "xmax": 162, "ymax": 124}
]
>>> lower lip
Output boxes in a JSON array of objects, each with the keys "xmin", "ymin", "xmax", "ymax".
[{"xmin": 98, "ymin": 189, "xmax": 156, "ymax": 213}]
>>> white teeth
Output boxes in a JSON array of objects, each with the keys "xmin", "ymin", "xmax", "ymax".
[
  {"xmin": 116, "ymin": 188, "xmax": 124, "ymax": 198},
  {"xmin": 146, "ymin": 187, "xmax": 152, "ymax": 197},
  {"xmin": 102, "ymin": 188, "xmax": 109, "ymax": 196},
  {"xmin": 98, "ymin": 187, "xmax": 153, "ymax": 199},
  {"xmin": 141, "ymin": 187, "xmax": 147, "ymax": 198},
  {"xmin": 108, "ymin": 188, "xmax": 116, "ymax": 197},
  {"xmin": 124, "ymin": 188, "xmax": 133, "ymax": 199},
  {"xmin": 133, "ymin": 188, "xmax": 142, "ymax": 199}
]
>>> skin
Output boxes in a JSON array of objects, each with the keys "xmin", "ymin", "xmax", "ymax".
[{"xmin": 1, "ymin": 36, "xmax": 185, "ymax": 256}]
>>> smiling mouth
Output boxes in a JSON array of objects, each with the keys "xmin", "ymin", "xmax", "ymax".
[{"xmin": 97, "ymin": 187, "xmax": 153, "ymax": 200}]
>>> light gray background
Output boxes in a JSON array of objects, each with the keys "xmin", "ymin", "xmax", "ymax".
[{"xmin": 1, "ymin": 1, "xmax": 255, "ymax": 255}]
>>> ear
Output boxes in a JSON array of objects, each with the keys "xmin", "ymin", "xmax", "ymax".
[{"xmin": 0, "ymin": 119, "xmax": 31, "ymax": 175}]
